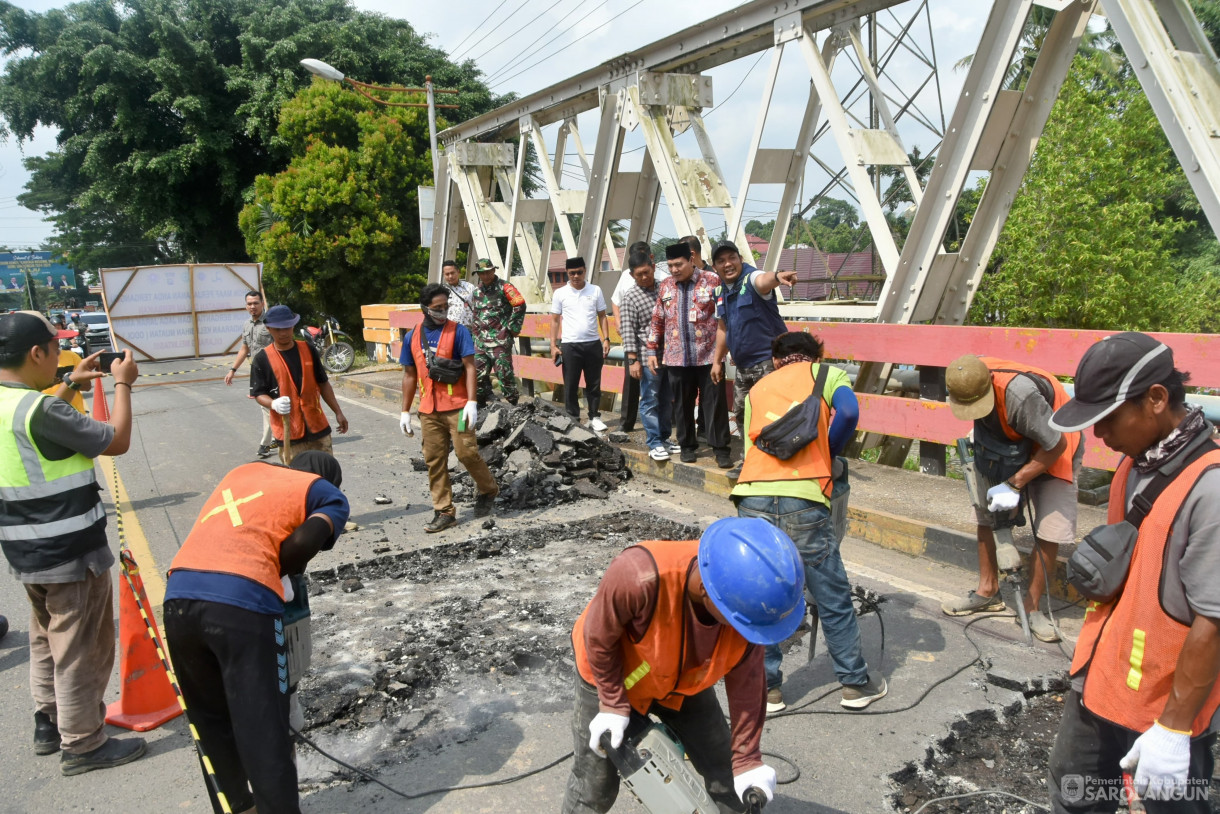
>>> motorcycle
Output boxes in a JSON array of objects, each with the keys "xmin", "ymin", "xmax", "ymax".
[{"xmin": 300, "ymin": 314, "xmax": 356, "ymax": 374}]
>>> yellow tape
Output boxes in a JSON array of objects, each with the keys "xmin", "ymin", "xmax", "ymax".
[
  {"xmin": 1127, "ymin": 629, "xmax": 1146, "ymax": 691},
  {"xmin": 623, "ymin": 661, "xmax": 651, "ymax": 690}
]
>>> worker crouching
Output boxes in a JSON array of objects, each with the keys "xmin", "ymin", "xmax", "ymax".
[
  {"xmin": 163, "ymin": 452, "xmax": 350, "ymax": 814},
  {"xmin": 563, "ymin": 517, "xmax": 806, "ymax": 813}
]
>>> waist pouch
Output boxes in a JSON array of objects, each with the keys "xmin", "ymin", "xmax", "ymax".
[
  {"xmin": 972, "ymin": 421, "xmax": 1030, "ymax": 485},
  {"xmin": 755, "ymin": 364, "xmax": 829, "ymax": 461},
  {"xmin": 830, "ymin": 456, "xmax": 850, "ymax": 544},
  {"xmin": 1068, "ymin": 439, "xmax": 1218, "ymax": 602},
  {"xmin": 428, "ymin": 356, "xmax": 463, "ymax": 384}
]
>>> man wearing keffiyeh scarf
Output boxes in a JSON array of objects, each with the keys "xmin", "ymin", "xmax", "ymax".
[{"xmin": 1046, "ymin": 332, "xmax": 1220, "ymax": 811}]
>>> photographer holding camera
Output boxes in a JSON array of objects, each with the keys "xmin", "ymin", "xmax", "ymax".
[{"xmin": 400, "ymin": 284, "xmax": 499, "ymax": 534}]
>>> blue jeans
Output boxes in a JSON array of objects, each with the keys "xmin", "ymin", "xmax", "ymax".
[
  {"xmin": 735, "ymin": 495, "xmax": 868, "ymax": 688},
  {"xmin": 638, "ymin": 363, "xmax": 672, "ymax": 450}
]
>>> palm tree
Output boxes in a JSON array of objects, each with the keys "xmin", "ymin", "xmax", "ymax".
[{"xmin": 955, "ymin": 8, "xmax": 1118, "ymax": 89}]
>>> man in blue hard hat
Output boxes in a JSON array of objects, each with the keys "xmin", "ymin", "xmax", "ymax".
[{"xmin": 565, "ymin": 517, "xmax": 805, "ymax": 813}]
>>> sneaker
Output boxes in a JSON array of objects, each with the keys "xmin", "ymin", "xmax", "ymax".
[
  {"xmin": 766, "ymin": 688, "xmax": 786, "ymax": 715},
  {"xmin": 256, "ymin": 444, "xmax": 273, "ymax": 458},
  {"xmin": 666, "ymin": 441, "xmax": 682, "ymax": 454},
  {"xmin": 424, "ymin": 511, "xmax": 457, "ymax": 533},
  {"xmin": 648, "ymin": 446, "xmax": 671, "ymax": 461},
  {"xmin": 715, "ymin": 451, "xmax": 733, "ymax": 469},
  {"xmin": 268, "ymin": 439, "xmax": 281, "ymax": 450},
  {"xmin": 473, "ymin": 492, "xmax": 496, "ymax": 518},
  {"xmin": 679, "ymin": 450, "xmax": 697, "ymax": 464},
  {"xmin": 34, "ymin": 711, "xmax": 59, "ymax": 756},
  {"xmin": 60, "ymin": 736, "xmax": 146, "ymax": 776},
  {"xmin": 589, "ymin": 416, "xmax": 608, "ymax": 433},
  {"xmin": 840, "ymin": 676, "xmax": 887, "ymax": 710},
  {"xmin": 1025, "ymin": 610, "xmax": 1061, "ymax": 643},
  {"xmin": 941, "ymin": 590, "xmax": 1006, "ymax": 617}
]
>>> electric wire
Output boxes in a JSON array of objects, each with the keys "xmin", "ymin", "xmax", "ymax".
[
  {"xmin": 910, "ymin": 788, "xmax": 1050, "ymax": 813},
  {"xmin": 704, "ymin": 52, "xmax": 767, "ymax": 119},
  {"xmin": 490, "ymin": 0, "xmax": 650, "ymax": 89},
  {"xmin": 449, "ymin": 0, "xmax": 528, "ymax": 62},
  {"xmin": 465, "ymin": 0, "xmax": 569, "ymax": 66},
  {"xmin": 484, "ymin": 0, "xmax": 595, "ymax": 83}
]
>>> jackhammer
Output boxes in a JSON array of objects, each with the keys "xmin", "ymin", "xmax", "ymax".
[
  {"xmin": 956, "ymin": 438, "xmax": 1033, "ymax": 642},
  {"xmin": 602, "ymin": 718, "xmax": 769, "ymax": 813}
]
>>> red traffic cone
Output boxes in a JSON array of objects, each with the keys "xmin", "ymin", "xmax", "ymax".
[
  {"xmin": 92, "ymin": 379, "xmax": 110, "ymax": 422},
  {"xmin": 105, "ymin": 551, "xmax": 183, "ymax": 731}
]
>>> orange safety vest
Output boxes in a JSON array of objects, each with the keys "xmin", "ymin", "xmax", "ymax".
[
  {"xmin": 571, "ymin": 540, "xmax": 751, "ymax": 714},
  {"xmin": 409, "ymin": 322, "xmax": 469, "ymax": 413},
  {"xmin": 265, "ymin": 341, "xmax": 329, "ymax": 442},
  {"xmin": 980, "ymin": 357, "xmax": 1080, "ymax": 484},
  {"xmin": 737, "ymin": 362, "xmax": 834, "ymax": 499},
  {"xmin": 170, "ymin": 462, "xmax": 321, "ymax": 599},
  {"xmin": 1071, "ymin": 449, "xmax": 1220, "ymax": 734}
]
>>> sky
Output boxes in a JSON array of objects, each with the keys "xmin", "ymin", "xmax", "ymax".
[{"xmin": 0, "ymin": 0, "xmax": 990, "ymax": 250}]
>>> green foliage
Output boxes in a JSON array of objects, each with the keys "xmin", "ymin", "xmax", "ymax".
[
  {"xmin": 239, "ymin": 81, "xmax": 431, "ymax": 331},
  {"xmin": 0, "ymin": 0, "xmax": 502, "ymax": 271},
  {"xmin": 969, "ymin": 56, "xmax": 1217, "ymax": 332}
]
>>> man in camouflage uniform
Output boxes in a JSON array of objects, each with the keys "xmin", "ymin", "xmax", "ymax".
[{"xmin": 471, "ymin": 259, "xmax": 527, "ymax": 407}]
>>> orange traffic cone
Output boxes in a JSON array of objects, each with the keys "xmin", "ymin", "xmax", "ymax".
[
  {"xmin": 92, "ymin": 379, "xmax": 110, "ymax": 422},
  {"xmin": 105, "ymin": 551, "xmax": 183, "ymax": 731}
]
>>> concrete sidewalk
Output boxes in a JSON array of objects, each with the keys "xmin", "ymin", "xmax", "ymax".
[{"xmin": 332, "ymin": 368, "xmax": 1105, "ymax": 603}]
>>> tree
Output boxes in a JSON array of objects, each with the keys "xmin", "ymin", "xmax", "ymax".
[
  {"xmin": 0, "ymin": 0, "xmax": 503, "ymax": 270},
  {"xmin": 969, "ymin": 56, "xmax": 1217, "ymax": 332},
  {"xmin": 239, "ymin": 81, "xmax": 431, "ymax": 332}
]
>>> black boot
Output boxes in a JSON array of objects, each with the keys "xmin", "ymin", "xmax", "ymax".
[{"xmin": 34, "ymin": 711, "xmax": 60, "ymax": 756}]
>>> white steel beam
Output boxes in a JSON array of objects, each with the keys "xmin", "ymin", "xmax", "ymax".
[
  {"xmin": 1102, "ymin": 0, "xmax": 1220, "ymax": 236},
  {"xmin": 578, "ymin": 88, "xmax": 627, "ymax": 286},
  {"xmin": 917, "ymin": 0, "xmax": 1094, "ymax": 324},
  {"xmin": 874, "ymin": 0, "xmax": 1034, "ymax": 324}
]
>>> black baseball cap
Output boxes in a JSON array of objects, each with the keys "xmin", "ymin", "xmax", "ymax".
[
  {"xmin": 0, "ymin": 311, "xmax": 76, "ymax": 356},
  {"xmin": 712, "ymin": 240, "xmax": 740, "ymax": 260},
  {"xmin": 1049, "ymin": 332, "xmax": 1176, "ymax": 432}
]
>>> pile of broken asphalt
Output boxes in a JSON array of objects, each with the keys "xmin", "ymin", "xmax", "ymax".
[{"xmin": 413, "ymin": 399, "xmax": 631, "ymax": 509}]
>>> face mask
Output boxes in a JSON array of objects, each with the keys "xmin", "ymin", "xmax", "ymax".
[{"xmin": 425, "ymin": 307, "xmax": 448, "ymax": 322}]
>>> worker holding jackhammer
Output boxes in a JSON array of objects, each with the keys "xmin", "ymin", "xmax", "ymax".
[
  {"xmin": 563, "ymin": 517, "xmax": 806, "ymax": 812},
  {"xmin": 1046, "ymin": 333, "xmax": 1220, "ymax": 811},
  {"xmin": 163, "ymin": 451, "xmax": 349, "ymax": 814},
  {"xmin": 941, "ymin": 355, "xmax": 1081, "ymax": 643}
]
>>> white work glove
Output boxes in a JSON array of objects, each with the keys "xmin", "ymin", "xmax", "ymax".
[
  {"xmin": 734, "ymin": 764, "xmax": 777, "ymax": 804},
  {"xmin": 281, "ymin": 575, "xmax": 295, "ymax": 603},
  {"xmin": 461, "ymin": 401, "xmax": 478, "ymax": 430},
  {"xmin": 271, "ymin": 396, "xmax": 292, "ymax": 415},
  {"xmin": 587, "ymin": 711, "xmax": 630, "ymax": 757},
  {"xmin": 399, "ymin": 411, "xmax": 414, "ymax": 436},
  {"xmin": 1120, "ymin": 721, "xmax": 1191, "ymax": 799},
  {"xmin": 986, "ymin": 482, "xmax": 1021, "ymax": 512}
]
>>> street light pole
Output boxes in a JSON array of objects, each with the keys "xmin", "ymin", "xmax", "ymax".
[{"xmin": 299, "ymin": 59, "xmax": 459, "ymax": 188}]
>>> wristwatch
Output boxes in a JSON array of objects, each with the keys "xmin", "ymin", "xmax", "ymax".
[{"xmin": 62, "ymin": 372, "xmax": 80, "ymax": 391}]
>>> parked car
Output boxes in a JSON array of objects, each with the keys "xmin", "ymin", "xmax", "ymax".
[{"xmin": 78, "ymin": 312, "xmax": 112, "ymax": 353}]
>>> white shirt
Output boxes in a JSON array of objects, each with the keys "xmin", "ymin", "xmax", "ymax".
[
  {"xmin": 551, "ymin": 283, "xmax": 606, "ymax": 343},
  {"xmin": 611, "ymin": 268, "xmax": 671, "ymax": 307}
]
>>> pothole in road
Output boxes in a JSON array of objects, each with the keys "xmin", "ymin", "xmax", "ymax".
[{"xmin": 294, "ymin": 510, "xmax": 699, "ymax": 786}]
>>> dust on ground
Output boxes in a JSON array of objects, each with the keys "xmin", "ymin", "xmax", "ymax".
[{"xmin": 293, "ymin": 510, "xmax": 698, "ymax": 790}]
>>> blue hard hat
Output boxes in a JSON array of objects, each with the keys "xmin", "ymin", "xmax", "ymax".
[
  {"xmin": 698, "ymin": 517, "xmax": 806, "ymax": 645},
  {"xmin": 264, "ymin": 304, "xmax": 300, "ymax": 329}
]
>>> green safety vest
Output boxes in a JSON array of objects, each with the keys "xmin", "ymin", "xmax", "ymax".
[{"xmin": 0, "ymin": 386, "xmax": 107, "ymax": 572}]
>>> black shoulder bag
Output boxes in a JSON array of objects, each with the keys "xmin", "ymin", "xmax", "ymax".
[
  {"xmin": 419, "ymin": 327, "xmax": 464, "ymax": 384},
  {"xmin": 755, "ymin": 363, "xmax": 830, "ymax": 461}
]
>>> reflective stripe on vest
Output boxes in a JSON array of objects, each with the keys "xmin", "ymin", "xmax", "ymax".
[
  {"xmin": 409, "ymin": 322, "xmax": 469, "ymax": 413},
  {"xmin": 265, "ymin": 341, "xmax": 329, "ymax": 441},
  {"xmin": 978, "ymin": 357, "xmax": 1080, "ymax": 484},
  {"xmin": 736, "ymin": 362, "xmax": 834, "ymax": 496},
  {"xmin": 571, "ymin": 540, "xmax": 751, "ymax": 714},
  {"xmin": 170, "ymin": 462, "xmax": 320, "ymax": 599},
  {"xmin": 0, "ymin": 386, "xmax": 103, "ymax": 556},
  {"xmin": 1072, "ymin": 449, "xmax": 1220, "ymax": 734}
]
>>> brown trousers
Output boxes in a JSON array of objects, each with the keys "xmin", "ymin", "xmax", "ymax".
[
  {"xmin": 26, "ymin": 567, "xmax": 116, "ymax": 754},
  {"xmin": 420, "ymin": 409, "xmax": 498, "ymax": 513},
  {"xmin": 278, "ymin": 432, "xmax": 332, "ymax": 466}
]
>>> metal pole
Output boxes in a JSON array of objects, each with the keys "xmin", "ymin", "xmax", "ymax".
[{"xmin": 426, "ymin": 75, "xmax": 440, "ymax": 187}]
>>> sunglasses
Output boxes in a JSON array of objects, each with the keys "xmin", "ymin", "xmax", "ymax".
[{"xmin": 567, "ymin": 269, "xmax": 586, "ymax": 276}]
